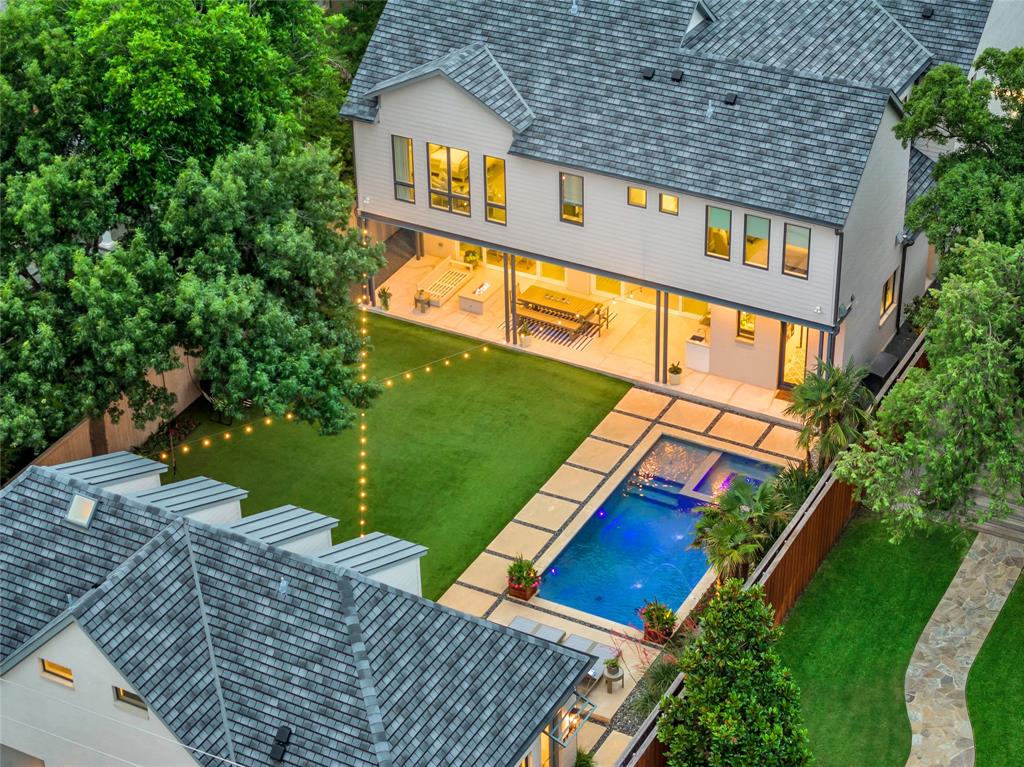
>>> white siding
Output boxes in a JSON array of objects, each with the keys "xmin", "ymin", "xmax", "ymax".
[
  {"xmin": 1, "ymin": 623, "xmax": 195, "ymax": 767},
  {"xmin": 277, "ymin": 529, "xmax": 334, "ymax": 557},
  {"xmin": 369, "ymin": 559, "xmax": 422, "ymax": 596},
  {"xmin": 834, "ymin": 104, "xmax": 907, "ymax": 367},
  {"xmin": 185, "ymin": 501, "xmax": 241, "ymax": 526},
  {"xmin": 354, "ymin": 75, "xmax": 840, "ymax": 327}
]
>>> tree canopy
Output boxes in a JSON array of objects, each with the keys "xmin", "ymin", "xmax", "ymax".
[{"xmin": 1, "ymin": 0, "xmax": 383, "ymax": 470}]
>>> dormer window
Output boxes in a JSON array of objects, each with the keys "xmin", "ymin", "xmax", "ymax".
[{"xmin": 66, "ymin": 494, "xmax": 97, "ymax": 528}]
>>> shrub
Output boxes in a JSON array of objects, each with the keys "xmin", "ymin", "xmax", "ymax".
[
  {"xmin": 640, "ymin": 599, "xmax": 676, "ymax": 642},
  {"xmin": 657, "ymin": 580, "xmax": 811, "ymax": 766},
  {"xmin": 574, "ymin": 750, "xmax": 595, "ymax": 767}
]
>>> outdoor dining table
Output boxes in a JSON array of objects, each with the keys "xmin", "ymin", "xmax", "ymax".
[{"xmin": 517, "ymin": 285, "xmax": 602, "ymax": 322}]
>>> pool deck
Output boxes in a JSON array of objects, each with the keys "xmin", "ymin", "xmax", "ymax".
[{"xmin": 438, "ymin": 386, "xmax": 801, "ymax": 764}]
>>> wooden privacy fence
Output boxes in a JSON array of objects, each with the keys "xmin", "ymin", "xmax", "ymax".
[{"xmin": 615, "ymin": 333, "xmax": 928, "ymax": 767}]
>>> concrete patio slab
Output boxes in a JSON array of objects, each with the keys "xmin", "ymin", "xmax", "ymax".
[
  {"xmin": 437, "ymin": 583, "xmax": 498, "ymax": 617},
  {"xmin": 759, "ymin": 425, "xmax": 805, "ymax": 460},
  {"xmin": 730, "ymin": 383, "xmax": 779, "ymax": 413},
  {"xmin": 615, "ymin": 388, "xmax": 671, "ymax": 419},
  {"xmin": 594, "ymin": 730, "xmax": 635, "ymax": 766},
  {"xmin": 488, "ymin": 521, "xmax": 553, "ymax": 560},
  {"xmin": 568, "ymin": 438, "xmax": 629, "ymax": 473},
  {"xmin": 577, "ymin": 721, "xmax": 607, "ymax": 754},
  {"xmin": 592, "ymin": 412, "xmax": 650, "ymax": 446},
  {"xmin": 458, "ymin": 551, "xmax": 513, "ymax": 594},
  {"xmin": 515, "ymin": 494, "xmax": 580, "ymax": 531},
  {"xmin": 541, "ymin": 464, "xmax": 606, "ymax": 502},
  {"xmin": 692, "ymin": 373, "xmax": 742, "ymax": 404},
  {"xmin": 709, "ymin": 412, "xmax": 770, "ymax": 446},
  {"xmin": 661, "ymin": 399, "xmax": 720, "ymax": 433}
]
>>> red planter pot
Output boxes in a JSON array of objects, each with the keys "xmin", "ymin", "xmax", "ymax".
[{"xmin": 508, "ymin": 583, "xmax": 538, "ymax": 601}]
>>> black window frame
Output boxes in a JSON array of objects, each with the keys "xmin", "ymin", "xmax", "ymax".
[
  {"xmin": 659, "ymin": 193, "xmax": 679, "ymax": 216},
  {"xmin": 627, "ymin": 186, "xmax": 647, "ymax": 208},
  {"xmin": 705, "ymin": 205, "xmax": 732, "ymax": 260},
  {"xmin": 427, "ymin": 142, "xmax": 471, "ymax": 217},
  {"xmin": 390, "ymin": 135, "xmax": 415, "ymax": 204},
  {"xmin": 483, "ymin": 155, "xmax": 507, "ymax": 225},
  {"xmin": 782, "ymin": 223, "xmax": 811, "ymax": 279},
  {"xmin": 559, "ymin": 172, "xmax": 584, "ymax": 226},
  {"xmin": 742, "ymin": 214, "xmax": 771, "ymax": 270}
]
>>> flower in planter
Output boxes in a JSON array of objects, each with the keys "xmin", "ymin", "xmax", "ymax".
[
  {"xmin": 506, "ymin": 555, "xmax": 540, "ymax": 593},
  {"xmin": 639, "ymin": 599, "xmax": 677, "ymax": 643}
]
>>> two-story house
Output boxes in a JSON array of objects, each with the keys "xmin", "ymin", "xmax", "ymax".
[
  {"xmin": 341, "ymin": 0, "xmax": 1016, "ymax": 413},
  {"xmin": 0, "ymin": 456, "xmax": 595, "ymax": 767}
]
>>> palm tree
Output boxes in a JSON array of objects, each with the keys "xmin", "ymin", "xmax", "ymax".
[
  {"xmin": 694, "ymin": 480, "xmax": 772, "ymax": 582},
  {"xmin": 785, "ymin": 361, "xmax": 872, "ymax": 472}
]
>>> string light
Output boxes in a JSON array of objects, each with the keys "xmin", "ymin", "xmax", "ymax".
[
  {"xmin": 223, "ymin": 433, "xmax": 231, "ymax": 440},
  {"xmin": 245, "ymin": 425, "xmax": 253, "ymax": 434}
]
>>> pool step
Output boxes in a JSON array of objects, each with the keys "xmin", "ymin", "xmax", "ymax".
[{"xmin": 624, "ymin": 485, "xmax": 678, "ymax": 508}]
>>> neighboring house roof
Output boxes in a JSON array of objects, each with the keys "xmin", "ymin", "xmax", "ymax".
[
  {"xmin": 880, "ymin": 0, "xmax": 994, "ymax": 71},
  {"xmin": 342, "ymin": 0, "xmax": 892, "ymax": 227},
  {"xmin": 906, "ymin": 146, "xmax": 937, "ymax": 209},
  {"xmin": 50, "ymin": 450, "xmax": 167, "ymax": 488},
  {"xmin": 0, "ymin": 467, "xmax": 593, "ymax": 767},
  {"xmin": 366, "ymin": 41, "xmax": 536, "ymax": 133},
  {"xmin": 682, "ymin": 0, "xmax": 932, "ymax": 92},
  {"xmin": 316, "ymin": 531, "xmax": 427, "ymax": 575}
]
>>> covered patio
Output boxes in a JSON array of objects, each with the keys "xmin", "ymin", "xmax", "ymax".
[{"xmin": 368, "ymin": 229, "xmax": 822, "ymax": 422}]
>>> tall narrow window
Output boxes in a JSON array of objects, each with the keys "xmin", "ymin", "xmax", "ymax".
[
  {"xmin": 559, "ymin": 173, "xmax": 584, "ymax": 224},
  {"xmin": 484, "ymin": 156, "xmax": 506, "ymax": 224},
  {"xmin": 41, "ymin": 659, "xmax": 74, "ymax": 685},
  {"xmin": 743, "ymin": 215, "xmax": 770, "ymax": 269},
  {"xmin": 737, "ymin": 311, "xmax": 756, "ymax": 341},
  {"xmin": 428, "ymin": 143, "xmax": 470, "ymax": 215},
  {"xmin": 391, "ymin": 136, "xmax": 415, "ymax": 203},
  {"xmin": 627, "ymin": 187, "xmax": 647, "ymax": 208},
  {"xmin": 783, "ymin": 224, "xmax": 810, "ymax": 278},
  {"xmin": 659, "ymin": 193, "xmax": 679, "ymax": 215},
  {"xmin": 706, "ymin": 206, "xmax": 731, "ymax": 259},
  {"xmin": 881, "ymin": 270, "xmax": 897, "ymax": 318}
]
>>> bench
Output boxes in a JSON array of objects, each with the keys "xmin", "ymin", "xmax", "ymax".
[{"xmin": 515, "ymin": 305, "xmax": 584, "ymax": 335}]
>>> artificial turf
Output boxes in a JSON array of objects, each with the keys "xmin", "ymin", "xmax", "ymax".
[
  {"xmin": 163, "ymin": 314, "xmax": 630, "ymax": 599},
  {"xmin": 967, "ymin": 573, "xmax": 1024, "ymax": 767},
  {"xmin": 776, "ymin": 514, "xmax": 972, "ymax": 767}
]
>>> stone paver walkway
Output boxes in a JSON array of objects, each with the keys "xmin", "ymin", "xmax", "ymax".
[{"xmin": 905, "ymin": 533, "xmax": 1024, "ymax": 767}]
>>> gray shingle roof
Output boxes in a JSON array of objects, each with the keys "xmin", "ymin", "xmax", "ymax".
[
  {"xmin": 683, "ymin": 0, "xmax": 932, "ymax": 92},
  {"xmin": 133, "ymin": 475, "xmax": 247, "ymax": 514},
  {"xmin": 367, "ymin": 41, "xmax": 536, "ymax": 133},
  {"xmin": 342, "ymin": 0, "xmax": 893, "ymax": 227},
  {"xmin": 224, "ymin": 503, "xmax": 337, "ymax": 546},
  {"xmin": 316, "ymin": 531, "xmax": 427, "ymax": 575},
  {"xmin": 907, "ymin": 146, "xmax": 937, "ymax": 208},
  {"xmin": 879, "ymin": 0, "xmax": 994, "ymax": 70},
  {"xmin": 50, "ymin": 450, "xmax": 166, "ymax": 488},
  {"xmin": 1, "ymin": 467, "xmax": 593, "ymax": 767}
]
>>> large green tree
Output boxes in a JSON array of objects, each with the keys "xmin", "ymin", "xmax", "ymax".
[
  {"xmin": 1, "ymin": 0, "xmax": 382, "ymax": 470},
  {"xmin": 836, "ymin": 238, "xmax": 1023, "ymax": 538},
  {"xmin": 896, "ymin": 47, "xmax": 1024, "ymax": 256}
]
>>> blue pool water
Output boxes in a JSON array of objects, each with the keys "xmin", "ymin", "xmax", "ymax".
[{"xmin": 541, "ymin": 437, "xmax": 779, "ymax": 626}]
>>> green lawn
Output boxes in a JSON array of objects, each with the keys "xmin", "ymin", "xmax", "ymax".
[
  {"xmin": 776, "ymin": 514, "xmax": 971, "ymax": 767},
  {"xmin": 967, "ymin": 573, "xmax": 1024, "ymax": 767},
  {"xmin": 164, "ymin": 315, "xmax": 629, "ymax": 599}
]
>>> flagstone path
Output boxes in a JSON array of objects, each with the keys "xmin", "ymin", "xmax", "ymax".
[{"xmin": 904, "ymin": 532, "xmax": 1024, "ymax": 767}]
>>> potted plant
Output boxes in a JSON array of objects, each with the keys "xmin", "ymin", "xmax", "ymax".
[
  {"xmin": 640, "ymin": 599, "xmax": 676, "ymax": 644},
  {"xmin": 518, "ymin": 321, "xmax": 533, "ymax": 348},
  {"xmin": 461, "ymin": 248, "xmax": 482, "ymax": 270},
  {"xmin": 376, "ymin": 286, "xmax": 392, "ymax": 311},
  {"xmin": 506, "ymin": 555, "xmax": 540, "ymax": 600},
  {"xmin": 668, "ymin": 361, "xmax": 683, "ymax": 386},
  {"xmin": 414, "ymin": 289, "xmax": 430, "ymax": 313}
]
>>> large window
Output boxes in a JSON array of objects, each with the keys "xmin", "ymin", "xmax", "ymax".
[
  {"xmin": 743, "ymin": 215, "xmax": 770, "ymax": 269},
  {"xmin": 391, "ymin": 135, "xmax": 415, "ymax": 203},
  {"xmin": 783, "ymin": 224, "xmax": 810, "ymax": 278},
  {"xmin": 737, "ymin": 311, "xmax": 756, "ymax": 341},
  {"xmin": 660, "ymin": 193, "xmax": 679, "ymax": 215},
  {"xmin": 540, "ymin": 261, "xmax": 565, "ymax": 281},
  {"xmin": 627, "ymin": 186, "xmax": 647, "ymax": 208},
  {"xmin": 428, "ymin": 143, "xmax": 470, "ymax": 215},
  {"xmin": 881, "ymin": 269, "xmax": 897, "ymax": 318},
  {"xmin": 559, "ymin": 172, "xmax": 584, "ymax": 224},
  {"xmin": 706, "ymin": 206, "xmax": 731, "ymax": 259},
  {"xmin": 485, "ymin": 156, "xmax": 506, "ymax": 224},
  {"xmin": 594, "ymin": 275, "xmax": 621, "ymax": 295}
]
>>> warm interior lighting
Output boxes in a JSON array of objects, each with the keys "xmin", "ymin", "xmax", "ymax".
[{"xmin": 40, "ymin": 659, "xmax": 74, "ymax": 685}]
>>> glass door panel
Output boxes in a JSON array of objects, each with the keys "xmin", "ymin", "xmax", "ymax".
[{"xmin": 779, "ymin": 322, "xmax": 807, "ymax": 388}]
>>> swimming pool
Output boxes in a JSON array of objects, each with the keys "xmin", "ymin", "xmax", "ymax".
[{"xmin": 540, "ymin": 436, "xmax": 779, "ymax": 626}]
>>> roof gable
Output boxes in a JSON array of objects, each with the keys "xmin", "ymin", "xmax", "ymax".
[
  {"xmin": 367, "ymin": 42, "xmax": 535, "ymax": 133},
  {"xmin": 879, "ymin": 0, "xmax": 994, "ymax": 71}
]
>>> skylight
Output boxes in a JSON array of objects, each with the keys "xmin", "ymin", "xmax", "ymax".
[{"xmin": 66, "ymin": 495, "xmax": 97, "ymax": 528}]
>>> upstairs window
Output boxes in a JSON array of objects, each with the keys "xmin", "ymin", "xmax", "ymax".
[
  {"xmin": 41, "ymin": 659, "xmax": 74, "ymax": 686},
  {"xmin": 659, "ymin": 193, "xmax": 679, "ymax": 215},
  {"xmin": 66, "ymin": 494, "xmax": 96, "ymax": 528},
  {"xmin": 114, "ymin": 687, "xmax": 148, "ymax": 710},
  {"xmin": 706, "ymin": 206, "xmax": 731, "ymax": 259},
  {"xmin": 627, "ymin": 187, "xmax": 647, "ymax": 208},
  {"xmin": 559, "ymin": 173, "xmax": 584, "ymax": 225},
  {"xmin": 881, "ymin": 270, "xmax": 897, "ymax": 318},
  {"xmin": 391, "ymin": 136, "xmax": 415, "ymax": 203},
  {"xmin": 428, "ymin": 143, "xmax": 470, "ymax": 215},
  {"xmin": 737, "ymin": 311, "xmax": 756, "ymax": 341},
  {"xmin": 783, "ymin": 224, "xmax": 811, "ymax": 278},
  {"xmin": 484, "ymin": 156, "xmax": 507, "ymax": 224},
  {"xmin": 743, "ymin": 215, "xmax": 770, "ymax": 269}
]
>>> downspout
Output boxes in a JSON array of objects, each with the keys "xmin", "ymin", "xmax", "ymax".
[
  {"xmin": 826, "ymin": 229, "xmax": 844, "ymax": 364},
  {"xmin": 895, "ymin": 231, "xmax": 915, "ymax": 329}
]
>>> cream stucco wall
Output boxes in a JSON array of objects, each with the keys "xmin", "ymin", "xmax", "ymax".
[{"xmin": 0, "ymin": 623, "xmax": 196, "ymax": 766}]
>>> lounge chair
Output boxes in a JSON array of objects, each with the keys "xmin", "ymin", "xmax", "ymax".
[{"xmin": 507, "ymin": 616, "xmax": 566, "ymax": 644}]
